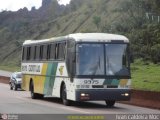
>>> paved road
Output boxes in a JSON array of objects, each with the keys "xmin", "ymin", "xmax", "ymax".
[
  {"xmin": 0, "ymin": 83, "xmax": 160, "ymax": 115},
  {"xmin": 0, "ymin": 70, "xmax": 12, "ymax": 77}
]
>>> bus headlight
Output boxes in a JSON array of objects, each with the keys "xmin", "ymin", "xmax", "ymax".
[
  {"xmin": 81, "ymin": 93, "xmax": 85, "ymax": 97},
  {"xmin": 121, "ymin": 93, "xmax": 129, "ymax": 97},
  {"xmin": 80, "ymin": 93, "xmax": 90, "ymax": 100},
  {"xmin": 125, "ymin": 93, "xmax": 129, "ymax": 96},
  {"xmin": 81, "ymin": 93, "xmax": 89, "ymax": 97}
]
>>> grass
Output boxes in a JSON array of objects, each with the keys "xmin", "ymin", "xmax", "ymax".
[
  {"xmin": 0, "ymin": 64, "xmax": 20, "ymax": 72},
  {"xmin": 131, "ymin": 59, "xmax": 160, "ymax": 92}
]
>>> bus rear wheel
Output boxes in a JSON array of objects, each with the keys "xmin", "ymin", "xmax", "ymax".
[
  {"xmin": 105, "ymin": 100, "xmax": 115, "ymax": 107},
  {"xmin": 30, "ymin": 81, "xmax": 39, "ymax": 99},
  {"xmin": 61, "ymin": 84, "xmax": 71, "ymax": 106}
]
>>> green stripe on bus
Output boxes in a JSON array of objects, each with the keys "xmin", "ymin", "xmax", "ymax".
[
  {"xmin": 103, "ymin": 79, "xmax": 112, "ymax": 85},
  {"xmin": 52, "ymin": 62, "xmax": 58, "ymax": 89},
  {"xmin": 103, "ymin": 79, "xmax": 119, "ymax": 85},
  {"xmin": 44, "ymin": 62, "xmax": 58, "ymax": 95},
  {"xmin": 111, "ymin": 79, "xmax": 120, "ymax": 85}
]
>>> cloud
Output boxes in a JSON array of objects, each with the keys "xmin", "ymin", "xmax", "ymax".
[
  {"xmin": 57, "ymin": 0, "xmax": 71, "ymax": 5},
  {"xmin": 0, "ymin": 0, "xmax": 42, "ymax": 11}
]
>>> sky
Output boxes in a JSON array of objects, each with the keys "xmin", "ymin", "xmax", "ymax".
[
  {"xmin": 57, "ymin": 0, "xmax": 71, "ymax": 5},
  {"xmin": 0, "ymin": 0, "xmax": 71, "ymax": 12}
]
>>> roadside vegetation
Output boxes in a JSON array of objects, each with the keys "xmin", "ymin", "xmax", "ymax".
[
  {"xmin": 0, "ymin": 65, "xmax": 20, "ymax": 72},
  {"xmin": 131, "ymin": 59, "xmax": 160, "ymax": 92}
]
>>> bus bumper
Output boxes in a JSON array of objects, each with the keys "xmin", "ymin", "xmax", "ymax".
[{"xmin": 75, "ymin": 89, "xmax": 131, "ymax": 101}]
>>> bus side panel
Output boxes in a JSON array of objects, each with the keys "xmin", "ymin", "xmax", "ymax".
[
  {"xmin": 31, "ymin": 63, "xmax": 47, "ymax": 94},
  {"xmin": 43, "ymin": 63, "xmax": 58, "ymax": 96},
  {"xmin": 22, "ymin": 75, "xmax": 30, "ymax": 91},
  {"xmin": 33, "ymin": 75, "xmax": 45, "ymax": 94},
  {"xmin": 52, "ymin": 63, "xmax": 71, "ymax": 98},
  {"xmin": 51, "ymin": 77, "xmax": 76, "ymax": 101},
  {"xmin": 66, "ymin": 78, "xmax": 76, "ymax": 101},
  {"xmin": 52, "ymin": 77, "xmax": 63, "ymax": 97},
  {"xmin": 22, "ymin": 74, "xmax": 45, "ymax": 94}
]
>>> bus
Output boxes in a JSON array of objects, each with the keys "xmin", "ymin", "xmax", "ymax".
[{"xmin": 21, "ymin": 33, "xmax": 131, "ymax": 106}]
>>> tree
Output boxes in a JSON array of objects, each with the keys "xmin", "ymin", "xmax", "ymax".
[
  {"xmin": 151, "ymin": 44, "xmax": 160, "ymax": 64},
  {"xmin": 93, "ymin": 16, "xmax": 101, "ymax": 30}
]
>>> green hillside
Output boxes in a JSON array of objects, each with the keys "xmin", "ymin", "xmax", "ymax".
[
  {"xmin": 131, "ymin": 59, "xmax": 160, "ymax": 92},
  {"xmin": 0, "ymin": 0, "xmax": 160, "ymax": 91}
]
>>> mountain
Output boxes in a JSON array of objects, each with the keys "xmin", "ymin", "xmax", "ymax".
[{"xmin": 0, "ymin": 0, "xmax": 160, "ymax": 69}]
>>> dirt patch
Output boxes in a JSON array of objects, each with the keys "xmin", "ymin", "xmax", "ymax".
[
  {"xmin": 0, "ymin": 77, "xmax": 159, "ymax": 109},
  {"xmin": 0, "ymin": 76, "xmax": 9, "ymax": 84},
  {"xmin": 121, "ymin": 90, "xmax": 160, "ymax": 109}
]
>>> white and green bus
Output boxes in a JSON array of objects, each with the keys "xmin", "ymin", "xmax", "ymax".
[{"xmin": 21, "ymin": 33, "xmax": 131, "ymax": 106}]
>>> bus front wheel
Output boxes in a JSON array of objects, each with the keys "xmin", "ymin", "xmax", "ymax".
[
  {"xmin": 61, "ymin": 84, "xmax": 71, "ymax": 106},
  {"xmin": 105, "ymin": 100, "xmax": 115, "ymax": 107}
]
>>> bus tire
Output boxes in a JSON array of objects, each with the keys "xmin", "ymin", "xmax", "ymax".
[
  {"xmin": 30, "ymin": 81, "xmax": 39, "ymax": 99},
  {"xmin": 61, "ymin": 84, "xmax": 71, "ymax": 106},
  {"xmin": 105, "ymin": 100, "xmax": 115, "ymax": 107}
]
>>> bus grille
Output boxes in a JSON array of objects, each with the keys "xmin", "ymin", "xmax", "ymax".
[{"xmin": 92, "ymin": 85, "xmax": 118, "ymax": 88}]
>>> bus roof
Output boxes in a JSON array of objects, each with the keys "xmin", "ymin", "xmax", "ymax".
[
  {"xmin": 69, "ymin": 33, "xmax": 129, "ymax": 42},
  {"xmin": 23, "ymin": 33, "xmax": 129, "ymax": 45}
]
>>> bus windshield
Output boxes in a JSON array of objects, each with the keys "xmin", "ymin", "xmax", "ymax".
[
  {"xmin": 76, "ymin": 44, "xmax": 105, "ymax": 75},
  {"xmin": 76, "ymin": 43, "xmax": 130, "ymax": 77}
]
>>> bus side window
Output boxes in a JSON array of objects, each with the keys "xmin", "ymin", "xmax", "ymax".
[
  {"xmin": 35, "ymin": 46, "xmax": 40, "ymax": 60},
  {"xmin": 27, "ymin": 47, "xmax": 31, "ymax": 61},
  {"xmin": 57, "ymin": 42, "xmax": 66, "ymax": 60},
  {"xmin": 22, "ymin": 47, "xmax": 24, "ymax": 61},
  {"xmin": 30, "ymin": 46, "xmax": 35, "ymax": 61},
  {"xmin": 40, "ymin": 45, "xmax": 43, "ymax": 60},
  {"xmin": 47, "ymin": 44, "xmax": 51, "ymax": 60},
  {"xmin": 57, "ymin": 43, "xmax": 60, "ymax": 60},
  {"xmin": 23, "ymin": 47, "xmax": 27, "ymax": 61},
  {"xmin": 34, "ymin": 46, "xmax": 37, "ymax": 60},
  {"xmin": 50, "ymin": 44, "xmax": 56, "ymax": 60},
  {"xmin": 62, "ymin": 42, "xmax": 66, "ymax": 59},
  {"xmin": 42, "ymin": 45, "xmax": 48, "ymax": 60}
]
